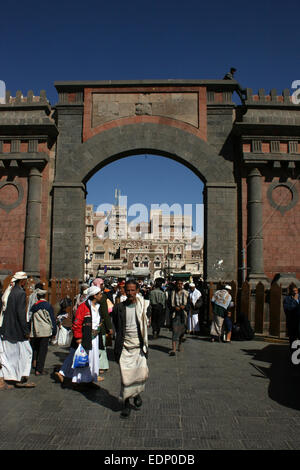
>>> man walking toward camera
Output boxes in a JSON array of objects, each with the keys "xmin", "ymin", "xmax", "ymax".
[
  {"xmin": 149, "ymin": 278, "xmax": 166, "ymax": 339},
  {"xmin": 169, "ymin": 279, "xmax": 189, "ymax": 356},
  {"xmin": 112, "ymin": 280, "xmax": 149, "ymax": 419}
]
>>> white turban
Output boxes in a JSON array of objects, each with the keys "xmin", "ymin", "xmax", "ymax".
[
  {"xmin": 83, "ymin": 286, "xmax": 101, "ymax": 298},
  {"xmin": 0, "ymin": 271, "xmax": 28, "ymax": 326},
  {"xmin": 35, "ymin": 288, "xmax": 47, "ymax": 295},
  {"xmin": 12, "ymin": 271, "xmax": 28, "ymax": 281}
]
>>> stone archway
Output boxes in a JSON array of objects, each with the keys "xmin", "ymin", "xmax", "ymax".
[{"xmin": 51, "ymin": 123, "xmax": 237, "ymax": 280}]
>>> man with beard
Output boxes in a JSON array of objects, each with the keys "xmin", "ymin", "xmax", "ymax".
[{"xmin": 112, "ymin": 280, "xmax": 149, "ymax": 419}]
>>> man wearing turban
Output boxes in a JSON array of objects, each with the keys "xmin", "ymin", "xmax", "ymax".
[{"xmin": 0, "ymin": 272, "xmax": 35, "ymax": 389}]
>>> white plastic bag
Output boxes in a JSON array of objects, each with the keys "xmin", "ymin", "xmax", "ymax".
[
  {"xmin": 72, "ymin": 344, "xmax": 89, "ymax": 368},
  {"xmin": 57, "ymin": 326, "xmax": 72, "ymax": 347}
]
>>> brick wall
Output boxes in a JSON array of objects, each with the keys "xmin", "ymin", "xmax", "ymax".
[
  {"xmin": 241, "ymin": 177, "xmax": 300, "ymax": 281},
  {"xmin": 0, "ymin": 175, "xmax": 28, "ymax": 273},
  {"xmin": 262, "ymin": 178, "xmax": 300, "ymax": 279}
]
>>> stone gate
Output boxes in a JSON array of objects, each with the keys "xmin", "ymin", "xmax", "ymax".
[{"xmin": 0, "ymin": 80, "xmax": 299, "ymax": 284}]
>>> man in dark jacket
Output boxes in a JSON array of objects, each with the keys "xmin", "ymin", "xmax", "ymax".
[
  {"xmin": 30, "ymin": 288, "xmax": 57, "ymax": 376},
  {"xmin": 0, "ymin": 272, "xmax": 35, "ymax": 389},
  {"xmin": 283, "ymin": 285, "xmax": 300, "ymax": 349}
]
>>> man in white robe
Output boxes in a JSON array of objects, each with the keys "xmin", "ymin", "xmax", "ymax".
[
  {"xmin": 0, "ymin": 272, "xmax": 35, "ymax": 389},
  {"xmin": 112, "ymin": 280, "xmax": 149, "ymax": 419},
  {"xmin": 188, "ymin": 283, "xmax": 202, "ymax": 335}
]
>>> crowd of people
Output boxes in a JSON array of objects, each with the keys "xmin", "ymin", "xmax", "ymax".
[{"xmin": 0, "ymin": 271, "xmax": 255, "ymax": 419}]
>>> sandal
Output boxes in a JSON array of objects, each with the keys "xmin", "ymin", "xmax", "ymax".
[
  {"xmin": 0, "ymin": 380, "xmax": 14, "ymax": 391},
  {"xmin": 15, "ymin": 382, "xmax": 36, "ymax": 388},
  {"xmin": 169, "ymin": 351, "xmax": 176, "ymax": 356},
  {"xmin": 54, "ymin": 372, "xmax": 64, "ymax": 384},
  {"xmin": 97, "ymin": 375, "xmax": 105, "ymax": 382}
]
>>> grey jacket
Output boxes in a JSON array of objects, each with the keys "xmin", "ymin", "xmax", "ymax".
[{"xmin": 149, "ymin": 288, "xmax": 166, "ymax": 308}]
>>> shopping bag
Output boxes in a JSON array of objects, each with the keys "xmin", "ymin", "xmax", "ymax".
[
  {"xmin": 57, "ymin": 325, "xmax": 72, "ymax": 347},
  {"xmin": 72, "ymin": 344, "xmax": 89, "ymax": 368}
]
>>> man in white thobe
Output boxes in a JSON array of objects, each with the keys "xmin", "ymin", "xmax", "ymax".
[{"xmin": 0, "ymin": 272, "xmax": 35, "ymax": 389}]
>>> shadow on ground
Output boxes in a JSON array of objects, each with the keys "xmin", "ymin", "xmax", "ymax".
[
  {"xmin": 148, "ymin": 343, "xmax": 170, "ymax": 354},
  {"xmin": 242, "ymin": 344, "xmax": 300, "ymax": 412},
  {"xmin": 83, "ymin": 386, "xmax": 123, "ymax": 412},
  {"xmin": 50, "ymin": 346, "xmax": 122, "ymax": 412}
]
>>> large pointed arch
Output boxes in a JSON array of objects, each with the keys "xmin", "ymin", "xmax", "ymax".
[
  {"xmin": 55, "ymin": 123, "xmax": 234, "ymax": 185},
  {"xmin": 51, "ymin": 122, "xmax": 237, "ymax": 280}
]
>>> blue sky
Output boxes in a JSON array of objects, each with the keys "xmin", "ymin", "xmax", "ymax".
[
  {"xmin": 88, "ymin": 154, "xmax": 204, "ymax": 235},
  {"xmin": 2, "ymin": 0, "xmax": 299, "ymax": 235}
]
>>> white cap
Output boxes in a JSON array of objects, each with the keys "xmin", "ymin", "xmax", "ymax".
[
  {"xmin": 189, "ymin": 283, "xmax": 195, "ymax": 287},
  {"xmin": 36, "ymin": 288, "xmax": 47, "ymax": 295},
  {"xmin": 225, "ymin": 284, "xmax": 232, "ymax": 290},
  {"xmin": 13, "ymin": 271, "xmax": 27, "ymax": 281},
  {"xmin": 84, "ymin": 286, "xmax": 101, "ymax": 298}
]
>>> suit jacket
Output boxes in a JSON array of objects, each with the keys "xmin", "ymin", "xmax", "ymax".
[
  {"xmin": 112, "ymin": 296, "xmax": 148, "ymax": 364},
  {"xmin": 0, "ymin": 285, "xmax": 30, "ymax": 342}
]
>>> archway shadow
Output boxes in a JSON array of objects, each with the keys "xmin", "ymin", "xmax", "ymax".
[{"xmin": 242, "ymin": 344, "xmax": 300, "ymax": 412}]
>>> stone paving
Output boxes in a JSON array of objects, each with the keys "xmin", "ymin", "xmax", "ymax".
[{"xmin": 0, "ymin": 330, "xmax": 300, "ymax": 450}]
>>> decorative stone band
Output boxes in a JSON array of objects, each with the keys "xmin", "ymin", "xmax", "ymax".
[
  {"xmin": 267, "ymin": 181, "xmax": 299, "ymax": 215},
  {"xmin": 0, "ymin": 153, "xmax": 49, "ymax": 171},
  {"xmin": 52, "ymin": 181, "xmax": 87, "ymax": 194}
]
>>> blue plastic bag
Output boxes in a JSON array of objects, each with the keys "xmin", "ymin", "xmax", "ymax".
[{"xmin": 72, "ymin": 344, "xmax": 89, "ymax": 368}]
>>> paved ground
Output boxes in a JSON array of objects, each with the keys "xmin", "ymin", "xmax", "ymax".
[{"xmin": 1, "ymin": 330, "xmax": 300, "ymax": 450}]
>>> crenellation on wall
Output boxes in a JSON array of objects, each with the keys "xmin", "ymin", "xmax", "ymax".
[
  {"xmin": 245, "ymin": 87, "xmax": 296, "ymax": 106},
  {"xmin": 3, "ymin": 89, "xmax": 50, "ymax": 106}
]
